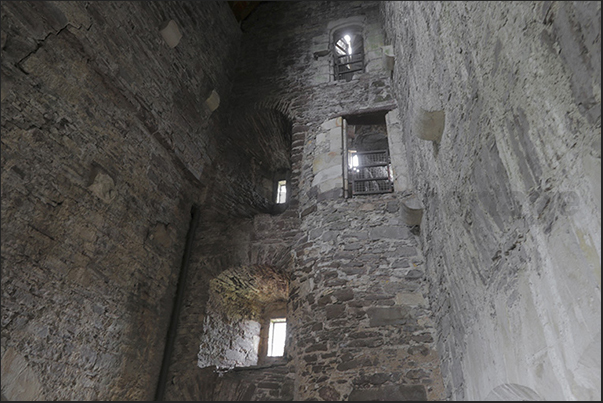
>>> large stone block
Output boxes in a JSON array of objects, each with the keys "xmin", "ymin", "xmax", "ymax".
[
  {"xmin": 1, "ymin": 348, "xmax": 45, "ymax": 401},
  {"xmin": 313, "ymin": 151, "xmax": 341, "ymax": 174},
  {"xmin": 368, "ymin": 226, "xmax": 410, "ymax": 240},
  {"xmin": 87, "ymin": 167, "xmax": 117, "ymax": 204},
  {"xmin": 367, "ymin": 306, "xmax": 411, "ymax": 327}
]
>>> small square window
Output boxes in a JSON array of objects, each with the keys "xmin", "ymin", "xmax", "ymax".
[
  {"xmin": 276, "ymin": 180, "xmax": 287, "ymax": 204},
  {"xmin": 267, "ymin": 318, "xmax": 286, "ymax": 357}
]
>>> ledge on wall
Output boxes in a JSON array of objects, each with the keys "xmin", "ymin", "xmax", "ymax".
[
  {"xmin": 159, "ymin": 20, "xmax": 182, "ymax": 48},
  {"xmin": 401, "ymin": 194, "xmax": 424, "ymax": 226},
  {"xmin": 382, "ymin": 45, "xmax": 395, "ymax": 72}
]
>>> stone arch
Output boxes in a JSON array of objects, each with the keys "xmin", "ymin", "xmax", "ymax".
[{"xmin": 484, "ymin": 383, "xmax": 543, "ymax": 401}]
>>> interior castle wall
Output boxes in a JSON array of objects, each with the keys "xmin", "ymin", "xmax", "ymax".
[
  {"xmin": 383, "ymin": 1, "xmax": 601, "ymax": 400},
  {"xmin": 0, "ymin": 1, "xmax": 246, "ymax": 400},
  {"xmin": 168, "ymin": 1, "xmax": 446, "ymax": 401}
]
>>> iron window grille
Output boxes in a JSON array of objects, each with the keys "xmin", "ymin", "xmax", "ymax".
[
  {"xmin": 349, "ymin": 150, "xmax": 394, "ymax": 195},
  {"xmin": 334, "ymin": 33, "xmax": 364, "ymax": 81}
]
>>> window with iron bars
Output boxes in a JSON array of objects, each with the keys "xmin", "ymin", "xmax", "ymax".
[
  {"xmin": 333, "ymin": 30, "xmax": 364, "ymax": 82},
  {"xmin": 348, "ymin": 150, "xmax": 394, "ymax": 196},
  {"xmin": 343, "ymin": 111, "xmax": 394, "ymax": 197}
]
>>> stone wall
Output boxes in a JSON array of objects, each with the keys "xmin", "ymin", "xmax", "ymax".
[
  {"xmin": 4, "ymin": 1, "xmax": 595, "ymax": 401},
  {"xmin": 383, "ymin": 1, "xmax": 601, "ymax": 400},
  {"xmin": 192, "ymin": 364, "xmax": 294, "ymax": 401},
  {"xmin": 230, "ymin": 1, "xmax": 444, "ymax": 401},
  {"xmin": 1, "ymin": 1, "xmax": 249, "ymax": 400},
  {"xmin": 162, "ymin": 1, "xmax": 446, "ymax": 401}
]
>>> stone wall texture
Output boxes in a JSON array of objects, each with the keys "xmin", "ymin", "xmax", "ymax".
[
  {"xmin": 166, "ymin": 1, "xmax": 445, "ymax": 401},
  {"xmin": 1, "ymin": 1, "xmax": 600, "ymax": 402},
  {"xmin": 0, "ymin": 1, "xmax": 275, "ymax": 400},
  {"xmin": 383, "ymin": 1, "xmax": 601, "ymax": 401}
]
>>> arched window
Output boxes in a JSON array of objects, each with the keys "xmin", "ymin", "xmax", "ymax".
[{"xmin": 332, "ymin": 26, "xmax": 364, "ymax": 81}]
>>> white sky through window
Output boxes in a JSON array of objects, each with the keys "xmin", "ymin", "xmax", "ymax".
[
  {"xmin": 344, "ymin": 34, "xmax": 352, "ymax": 54},
  {"xmin": 267, "ymin": 318, "xmax": 286, "ymax": 357},
  {"xmin": 276, "ymin": 180, "xmax": 287, "ymax": 204}
]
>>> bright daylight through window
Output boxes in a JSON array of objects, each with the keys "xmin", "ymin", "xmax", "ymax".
[
  {"xmin": 267, "ymin": 318, "xmax": 286, "ymax": 357},
  {"xmin": 276, "ymin": 180, "xmax": 287, "ymax": 204}
]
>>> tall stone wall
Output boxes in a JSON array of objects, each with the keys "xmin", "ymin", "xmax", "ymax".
[
  {"xmin": 221, "ymin": 1, "xmax": 445, "ymax": 401},
  {"xmin": 1, "ymin": 1, "xmax": 245, "ymax": 400},
  {"xmin": 383, "ymin": 1, "xmax": 601, "ymax": 400}
]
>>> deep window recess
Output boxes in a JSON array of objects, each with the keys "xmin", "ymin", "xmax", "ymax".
[
  {"xmin": 343, "ymin": 111, "xmax": 394, "ymax": 197},
  {"xmin": 333, "ymin": 27, "xmax": 364, "ymax": 81},
  {"xmin": 276, "ymin": 180, "xmax": 287, "ymax": 204},
  {"xmin": 267, "ymin": 318, "xmax": 286, "ymax": 357}
]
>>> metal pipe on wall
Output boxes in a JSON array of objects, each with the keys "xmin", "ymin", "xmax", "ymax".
[{"xmin": 155, "ymin": 204, "xmax": 200, "ymax": 401}]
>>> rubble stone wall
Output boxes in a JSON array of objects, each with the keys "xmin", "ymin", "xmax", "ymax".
[{"xmin": 1, "ymin": 1, "xmax": 242, "ymax": 400}]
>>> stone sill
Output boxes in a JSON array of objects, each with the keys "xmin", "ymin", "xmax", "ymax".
[{"xmin": 231, "ymin": 358, "xmax": 288, "ymax": 372}]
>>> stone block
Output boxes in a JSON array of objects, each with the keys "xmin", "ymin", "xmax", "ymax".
[
  {"xmin": 305, "ymin": 343, "xmax": 328, "ymax": 353},
  {"xmin": 318, "ymin": 386, "xmax": 340, "ymax": 401},
  {"xmin": 382, "ymin": 45, "xmax": 395, "ymax": 71},
  {"xmin": 347, "ymin": 338, "xmax": 384, "ymax": 348},
  {"xmin": 367, "ymin": 306, "xmax": 411, "ymax": 327},
  {"xmin": 325, "ymin": 304, "xmax": 346, "ymax": 319},
  {"xmin": 333, "ymin": 289, "xmax": 354, "ymax": 302},
  {"xmin": 1, "ymin": 348, "xmax": 44, "ymax": 401},
  {"xmin": 368, "ymin": 226, "xmax": 410, "ymax": 240},
  {"xmin": 205, "ymin": 90, "xmax": 220, "ymax": 112},
  {"xmin": 148, "ymin": 222, "xmax": 175, "ymax": 248},
  {"xmin": 395, "ymin": 292, "xmax": 426, "ymax": 307},
  {"xmin": 320, "ymin": 117, "xmax": 342, "ymax": 132},
  {"xmin": 87, "ymin": 167, "xmax": 117, "ymax": 204},
  {"xmin": 413, "ymin": 108, "xmax": 445, "ymax": 142},
  {"xmin": 159, "ymin": 20, "xmax": 182, "ymax": 48},
  {"xmin": 401, "ymin": 195, "xmax": 423, "ymax": 226},
  {"xmin": 405, "ymin": 269, "xmax": 424, "ymax": 280},
  {"xmin": 313, "ymin": 151, "xmax": 340, "ymax": 174},
  {"xmin": 337, "ymin": 357, "xmax": 372, "ymax": 371},
  {"xmin": 327, "ymin": 127, "xmax": 342, "ymax": 152},
  {"xmin": 318, "ymin": 178, "xmax": 343, "ymax": 195},
  {"xmin": 312, "ymin": 164, "xmax": 341, "ymax": 187}
]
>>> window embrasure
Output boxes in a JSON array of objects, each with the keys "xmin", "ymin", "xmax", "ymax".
[
  {"xmin": 332, "ymin": 26, "xmax": 364, "ymax": 82},
  {"xmin": 343, "ymin": 111, "xmax": 394, "ymax": 197}
]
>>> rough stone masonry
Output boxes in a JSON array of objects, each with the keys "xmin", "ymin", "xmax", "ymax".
[{"xmin": 1, "ymin": 1, "xmax": 600, "ymax": 402}]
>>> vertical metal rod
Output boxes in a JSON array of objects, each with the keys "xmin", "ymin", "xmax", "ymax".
[
  {"xmin": 342, "ymin": 118, "xmax": 349, "ymax": 198},
  {"xmin": 155, "ymin": 204, "xmax": 200, "ymax": 401}
]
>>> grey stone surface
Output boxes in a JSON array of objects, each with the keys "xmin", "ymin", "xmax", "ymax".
[
  {"xmin": 384, "ymin": 1, "xmax": 601, "ymax": 401},
  {"xmin": 3, "ymin": 1, "xmax": 598, "ymax": 402}
]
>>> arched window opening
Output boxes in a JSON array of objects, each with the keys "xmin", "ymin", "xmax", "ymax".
[
  {"xmin": 197, "ymin": 265, "xmax": 289, "ymax": 370},
  {"xmin": 333, "ymin": 26, "xmax": 364, "ymax": 81}
]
